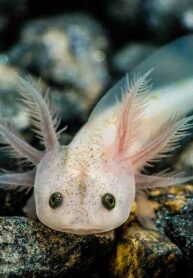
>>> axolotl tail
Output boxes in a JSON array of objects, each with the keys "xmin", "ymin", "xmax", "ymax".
[{"xmin": 89, "ymin": 35, "xmax": 193, "ymax": 148}]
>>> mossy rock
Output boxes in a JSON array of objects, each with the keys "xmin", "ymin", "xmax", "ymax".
[
  {"xmin": 111, "ymin": 184, "xmax": 193, "ymax": 278},
  {"xmin": 111, "ymin": 226, "xmax": 183, "ymax": 278},
  {"xmin": 0, "ymin": 217, "xmax": 114, "ymax": 277}
]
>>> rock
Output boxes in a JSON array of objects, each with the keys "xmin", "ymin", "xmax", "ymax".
[
  {"xmin": 0, "ymin": 217, "xmax": 114, "ymax": 277},
  {"xmin": 8, "ymin": 13, "xmax": 109, "ymax": 110},
  {"xmin": 112, "ymin": 43, "xmax": 157, "ymax": 75},
  {"xmin": 107, "ymin": 0, "xmax": 193, "ymax": 41},
  {"xmin": 176, "ymin": 142, "xmax": 193, "ymax": 175},
  {"xmin": 0, "ymin": 61, "xmax": 90, "ymax": 138},
  {"xmin": 111, "ymin": 225, "xmax": 183, "ymax": 278},
  {"xmin": 3, "ymin": 185, "xmax": 192, "ymax": 278},
  {"xmin": 0, "ymin": 63, "xmax": 30, "ymax": 130},
  {"xmin": 182, "ymin": 9, "xmax": 193, "ymax": 31},
  {"xmin": 51, "ymin": 87, "xmax": 90, "ymax": 126},
  {"xmin": 144, "ymin": 0, "xmax": 193, "ymax": 41},
  {"xmin": 165, "ymin": 214, "xmax": 193, "ymax": 268},
  {"xmin": 110, "ymin": 184, "xmax": 193, "ymax": 277},
  {"xmin": 0, "ymin": 188, "xmax": 30, "ymax": 217},
  {"xmin": 149, "ymin": 185, "xmax": 193, "ymax": 271},
  {"xmin": 107, "ymin": 0, "xmax": 143, "ymax": 25}
]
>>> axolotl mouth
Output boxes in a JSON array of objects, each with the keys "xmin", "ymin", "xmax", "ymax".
[
  {"xmin": 56, "ymin": 227, "xmax": 106, "ymax": 235},
  {"xmin": 54, "ymin": 227, "xmax": 107, "ymax": 235}
]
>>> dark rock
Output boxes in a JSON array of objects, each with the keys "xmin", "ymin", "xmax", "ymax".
[
  {"xmin": 111, "ymin": 225, "xmax": 183, "ymax": 278},
  {"xmin": 165, "ymin": 214, "xmax": 193, "ymax": 268},
  {"xmin": 0, "ymin": 217, "xmax": 114, "ymax": 277},
  {"xmin": 0, "ymin": 62, "xmax": 91, "ymax": 139},
  {"xmin": 107, "ymin": 0, "xmax": 143, "ymax": 25},
  {"xmin": 107, "ymin": 0, "xmax": 193, "ymax": 42},
  {"xmin": 144, "ymin": 0, "xmax": 193, "ymax": 41},
  {"xmin": 182, "ymin": 9, "xmax": 193, "ymax": 31},
  {"xmin": 0, "ymin": 189, "xmax": 30, "ymax": 217},
  {"xmin": 51, "ymin": 87, "xmax": 90, "ymax": 126},
  {"xmin": 110, "ymin": 184, "xmax": 193, "ymax": 277},
  {"xmin": 149, "ymin": 185, "xmax": 193, "ymax": 271},
  {"xmin": 8, "ymin": 13, "xmax": 109, "ymax": 109},
  {"xmin": 176, "ymin": 142, "xmax": 193, "ymax": 175}
]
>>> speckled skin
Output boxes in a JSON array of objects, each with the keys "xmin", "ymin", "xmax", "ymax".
[{"xmin": 35, "ymin": 123, "xmax": 135, "ymax": 234}]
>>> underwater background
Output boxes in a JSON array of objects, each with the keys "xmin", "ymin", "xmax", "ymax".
[{"xmin": 0, "ymin": 0, "xmax": 193, "ymax": 277}]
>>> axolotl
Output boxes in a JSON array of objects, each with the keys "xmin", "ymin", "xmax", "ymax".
[{"xmin": 0, "ymin": 35, "xmax": 193, "ymax": 235}]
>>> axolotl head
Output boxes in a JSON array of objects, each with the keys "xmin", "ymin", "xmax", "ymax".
[{"xmin": 34, "ymin": 133, "xmax": 135, "ymax": 235}]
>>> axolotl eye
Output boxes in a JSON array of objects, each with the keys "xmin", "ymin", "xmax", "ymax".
[
  {"xmin": 49, "ymin": 192, "xmax": 63, "ymax": 209},
  {"xmin": 101, "ymin": 193, "xmax": 116, "ymax": 210}
]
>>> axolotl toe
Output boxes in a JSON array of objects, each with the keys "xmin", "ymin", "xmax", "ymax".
[{"xmin": 1, "ymin": 35, "xmax": 193, "ymax": 235}]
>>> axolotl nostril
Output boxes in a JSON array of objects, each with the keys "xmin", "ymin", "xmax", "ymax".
[{"xmin": 1, "ymin": 35, "xmax": 193, "ymax": 235}]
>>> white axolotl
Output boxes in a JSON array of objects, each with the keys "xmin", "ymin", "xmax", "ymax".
[{"xmin": 0, "ymin": 35, "xmax": 193, "ymax": 235}]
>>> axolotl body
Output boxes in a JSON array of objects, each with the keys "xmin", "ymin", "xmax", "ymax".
[{"xmin": 1, "ymin": 35, "xmax": 193, "ymax": 235}]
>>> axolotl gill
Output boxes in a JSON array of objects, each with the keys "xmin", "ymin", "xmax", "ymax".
[{"xmin": 0, "ymin": 35, "xmax": 193, "ymax": 235}]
